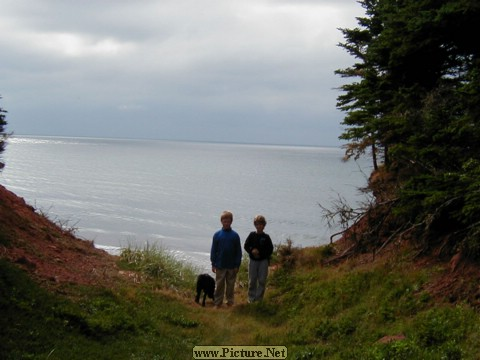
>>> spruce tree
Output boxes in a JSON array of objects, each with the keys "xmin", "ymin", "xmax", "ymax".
[
  {"xmin": 336, "ymin": 0, "xmax": 480, "ymax": 258},
  {"xmin": 0, "ymin": 96, "xmax": 7, "ymax": 170}
]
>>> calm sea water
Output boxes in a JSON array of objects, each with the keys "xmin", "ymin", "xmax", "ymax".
[{"xmin": 0, "ymin": 136, "xmax": 370, "ymax": 272}]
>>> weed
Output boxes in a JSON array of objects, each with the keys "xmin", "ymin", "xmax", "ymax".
[
  {"xmin": 275, "ymin": 238, "xmax": 298, "ymax": 269},
  {"xmin": 119, "ymin": 243, "xmax": 198, "ymax": 292},
  {"xmin": 35, "ymin": 204, "xmax": 79, "ymax": 235}
]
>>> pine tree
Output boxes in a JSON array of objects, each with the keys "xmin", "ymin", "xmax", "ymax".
[
  {"xmin": 336, "ymin": 0, "xmax": 480, "ymax": 258},
  {"xmin": 0, "ymin": 96, "xmax": 8, "ymax": 170}
]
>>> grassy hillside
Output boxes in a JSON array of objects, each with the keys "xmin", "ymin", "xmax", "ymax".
[{"xmin": 1, "ymin": 184, "xmax": 480, "ymax": 359}]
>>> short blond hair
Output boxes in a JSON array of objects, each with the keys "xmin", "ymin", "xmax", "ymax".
[
  {"xmin": 220, "ymin": 210, "xmax": 233, "ymax": 221},
  {"xmin": 253, "ymin": 215, "xmax": 266, "ymax": 225}
]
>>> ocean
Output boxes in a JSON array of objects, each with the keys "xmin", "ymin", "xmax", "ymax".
[{"xmin": 0, "ymin": 136, "xmax": 370, "ymax": 272}]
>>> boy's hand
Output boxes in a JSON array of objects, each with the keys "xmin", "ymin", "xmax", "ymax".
[{"xmin": 252, "ymin": 248, "xmax": 260, "ymax": 258}]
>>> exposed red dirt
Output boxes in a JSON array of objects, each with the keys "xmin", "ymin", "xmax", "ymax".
[{"xmin": 0, "ymin": 184, "xmax": 123, "ymax": 288}]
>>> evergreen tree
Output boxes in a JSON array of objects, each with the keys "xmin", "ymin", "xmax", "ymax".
[
  {"xmin": 336, "ymin": 0, "xmax": 480, "ymax": 258},
  {"xmin": 0, "ymin": 96, "xmax": 7, "ymax": 170}
]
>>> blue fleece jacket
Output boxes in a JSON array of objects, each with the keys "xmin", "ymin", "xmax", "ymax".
[{"xmin": 210, "ymin": 228, "xmax": 242, "ymax": 269}]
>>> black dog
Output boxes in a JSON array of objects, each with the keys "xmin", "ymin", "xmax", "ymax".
[{"xmin": 195, "ymin": 273, "xmax": 215, "ymax": 306}]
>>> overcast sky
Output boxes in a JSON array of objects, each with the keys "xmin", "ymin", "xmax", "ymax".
[{"xmin": 1, "ymin": 0, "xmax": 363, "ymax": 146}]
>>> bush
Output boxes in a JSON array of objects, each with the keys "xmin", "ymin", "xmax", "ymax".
[{"xmin": 274, "ymin": 239, "xmax": 298, "ymax": 269}]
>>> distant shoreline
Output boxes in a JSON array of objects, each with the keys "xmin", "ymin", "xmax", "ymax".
[{"xmin": 10, "ymin": 133, "xmax": 343, "ymax": 150}]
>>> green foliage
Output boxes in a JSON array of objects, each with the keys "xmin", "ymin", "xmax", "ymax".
[
  {"xmin": 274, "ymin": 238, "xmax": 298, "ymax": 269},
  {"xmin": 336, "ymin": 0, "xmax": 480, "ymax": 259},
  {"xmin": 366, "ymin": 306, "xmax": 475, "ymax": 359},
  {"xmin": 263, "ymin": 256, "xmax": 480, "ymax": 359},
  {"xmin": 119, "ymin": 243, "xmax": 198, "ymax": 291},
  {"xmin": 0, "ymin": 96, "xmax": 8, "ymax": 169},
  {"xmin": 413, "ymin": 307, "xmax": 468, "ymax": 347},
  {"xmin": 0, "ymin": 258, "xmax": 202, "ymax": 360}
]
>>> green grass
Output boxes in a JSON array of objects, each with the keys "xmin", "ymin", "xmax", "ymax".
[
  {"xmin": 119, "ymin": 242, "xmax": 199, "ymax": 292},
  {"xmin": 1, "ymin": 244, "xmax": 480, "ymax": 359},
  {"xmin": 0, "ymin": 257, "xmax": 203, "ymax": 360}
]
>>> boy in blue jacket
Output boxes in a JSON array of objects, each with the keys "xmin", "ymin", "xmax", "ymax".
[{"xmin": 210, "ymin": 211, "xmax": 242, "ymax": 308}]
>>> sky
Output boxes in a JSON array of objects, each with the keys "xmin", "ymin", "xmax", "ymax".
[{"xmin": 1, "ymin": 0, "xmax": 364, "ymax": 147}]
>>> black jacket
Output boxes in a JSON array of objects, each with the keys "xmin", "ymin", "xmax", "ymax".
[{"xmin": 244, "ymin": 232, "xmax": 274, "ymax": 261}]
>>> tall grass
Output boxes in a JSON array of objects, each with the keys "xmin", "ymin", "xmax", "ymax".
[{"xmin": 119, "ymin": 243, "xmax": 199, "ymax": 293}]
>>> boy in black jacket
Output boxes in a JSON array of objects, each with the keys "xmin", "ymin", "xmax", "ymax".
[{"xmin": 244, "ymin": 215, "xmax": 274, "ymax": 303}]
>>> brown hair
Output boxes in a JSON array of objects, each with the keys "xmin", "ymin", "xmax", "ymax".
[
  {"xmin": 253, "ymin": 215, "xmax": 266, "ymax": 225},
  {"xmin": 220, "ymin": 210, "xmax": 233, "ymax": 221}
]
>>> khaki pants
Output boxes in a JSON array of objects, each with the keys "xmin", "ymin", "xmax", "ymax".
[{"xmin": 214, "ymin": 268, "xmax": 237, "ymax": 306}]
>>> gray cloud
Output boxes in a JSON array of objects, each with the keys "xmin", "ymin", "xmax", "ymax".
[{"xmin": 1, "ymin": 0, "xmax": 363, "ymax": 146}]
